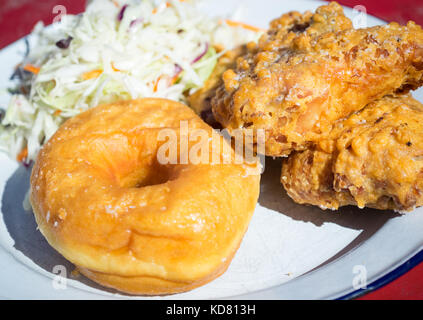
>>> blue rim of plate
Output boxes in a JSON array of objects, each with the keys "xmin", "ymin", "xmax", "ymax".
[{"xmin": 337, "ymin": 249, "xmax": 423, "ymax": 299}]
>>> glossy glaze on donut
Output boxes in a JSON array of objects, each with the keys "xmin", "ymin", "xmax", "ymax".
[{"xmin": 30, "ymin": 98, "xmax": 260, "ymax": 295}]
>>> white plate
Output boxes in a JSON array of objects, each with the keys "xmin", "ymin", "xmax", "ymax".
[{"xmin": 1, "ymin": 0, "xmax": 423, "ymax": 300}]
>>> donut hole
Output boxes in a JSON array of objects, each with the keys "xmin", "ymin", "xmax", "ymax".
[
  {"xmin": 86, "ymin": 134, "xmax": 172, "ymax": 189},
  {"xmin": 119, "ymin": 160, "xmax": 171, "ymax": 189}
]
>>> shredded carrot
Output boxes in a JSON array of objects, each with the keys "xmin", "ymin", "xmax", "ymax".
[
  {"xmin": 220, "ymin": 19, "xmax": 265, "ymax": 33},
  {"xmin": 53, "ymin": 110, "xmax": 62, "ymax": 116},
  {"xmin": 112, "ymin": 0, "xmax": 119, "ymax": 7},
  {"xmin": 82, "ymin": 69, "xmax": 103, "ymax": 80},
  {"xmin": 170, "ymin": 69, "xmax": 183, "ymax": 85},
  {"xmin": 153, "ymin": 76, "xmax": 162, "ymax": 92},
  {"xmin": 170, "ymin": 74, "xmax": 179, "ymax": 86},
  {"xmin": 153, "ymin": 68, "xmax": 182, "ymax": 92},
  {"xmin": 23, "ymin": 64, "xmax": 40, "ymax": 74},
  {"xmin": 17, "ymin": 147, "xmax": 28, "ymax": 163},
  {"xmin": 111, "ymin": 62, "xmax": 120, "ymax": 72}
]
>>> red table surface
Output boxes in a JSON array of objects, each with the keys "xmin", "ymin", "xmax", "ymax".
[{"xmin": 1, "ymin": 0, "xmax": 423, "ymax": 300}]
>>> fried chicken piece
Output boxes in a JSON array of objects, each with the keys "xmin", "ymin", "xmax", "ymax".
[
  {"xmin": 281, "ymin": 94, "xmax": 423, "ymax": 212},
  {"xmin": 211, "ymin": 2, "xmax": 423, "ymax": 157},
  {"xmin": 188, "ymin": 45, "xmax": 247, "ymax": 128},
  {"xmin": 189, "ymin": 2, "xmax": 352, "ymax": 127}
]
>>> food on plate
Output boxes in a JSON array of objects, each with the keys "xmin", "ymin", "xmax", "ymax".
[
  {"xmin": 0, "ymin": 0, "xmax": 261, "ymax": 163},
  {"xmin": 189, "ymin": 2, "xmax": 351, "ymax": 130},
  {"xmin": 281, "ymin": 94, "xmax": 423, "ymax": 212},
  {"xmin": 3, "ymin": 0, "xmax": 423, "ymax": 299},
  {"xmin": 206, "ymin": 2, "xmax": 423, "ymax": 156},
  {"xmin": 30, "ymin": 98, "xmax": 260, "ymax": 295},
  {"xmin": 188, "ymin": 45, "xmax": 247, "ymax": 128}
]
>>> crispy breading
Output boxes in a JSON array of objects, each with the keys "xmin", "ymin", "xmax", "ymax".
[
  {"xmin": 211, "ymin": 2, "xmax": 423, "ymax": 156},
  {"xmin": 281, "ymin": 94, "xmax": 423, "ymax": 212},
  {"xmin": 187, "ymin": 45, "xmax": 247, "ymax": 127},
  {"xmin": 189, "ymin": 2, "xmax": 351, "ymax": 128}
]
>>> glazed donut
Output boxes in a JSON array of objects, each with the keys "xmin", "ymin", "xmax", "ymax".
[{"xmin": 30, "ymin": 98, "xmax": 260, "ymax": 295}]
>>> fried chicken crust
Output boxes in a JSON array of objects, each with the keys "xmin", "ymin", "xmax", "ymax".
[
  {"xmin": 187, "ymin": 45, "xmax": 247, "ymax": 127},
  {"xmin": 189, "ymin": 2, "xmax": 351, "ymax": 127},
  {"xmin": 281, "ymin": 94, "xmax": 423, "ymax": 212},
  {"xmin": 211, "ymin": 2, "xmax": 423, "ymax": 156}
]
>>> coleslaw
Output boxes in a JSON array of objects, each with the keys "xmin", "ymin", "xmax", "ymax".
[{"xmin": 0, "ymin": 0, "xmax": 262, "ymax": 163}]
